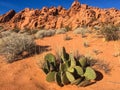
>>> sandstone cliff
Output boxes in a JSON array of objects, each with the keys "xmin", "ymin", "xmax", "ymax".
[{"xmin": 0, "ymin": 1, "xmax": 120, "ymax": 30}]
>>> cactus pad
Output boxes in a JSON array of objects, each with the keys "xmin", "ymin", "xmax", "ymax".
[
  {"xmin": 55, "ymin": 72, "xmax": 63, "ymax": 86},
  {"xmin": 70, "ymin": 54, "xmax": 76, "ymax": 67},
  {"xmin": 79, "ymin": 57, "xmax": 87, "ymax": 67},
  {"xmin": 78, "ymin": 80, "xmax": 91, "ymax": 87},
  {"xmin": 74, "ymin": 66, "xmax": 84, "ymax": 76},
  {"xmin": 42, "ymin": 60, "xmax": 50, "ymax": 74},
  {"xmin": 71, "ymin": 78, "xmax": 82, "ymax": 85},
  {"xmin": 84, "ymin": 67, "xmax": 96, "ymax": 80},
  {"xmin": 46, "ymin": 71, "xmax": 56, "ymax": 82},
  {"xmin": 67, "ymin": 67, "xmax": 74, "ymax": 73},
  {"xmin": 66, "ymin": 71, "xmax": 75, "ymax": 82},
  {"xmin": 61, "ymin": 73, "xmax": 70, "ymax": 85},
  {"xmin": 61, "ymin": 47, "xmax": 69, "ymax": 62},
  {"xmin": 44, "ymin": 53, "xmax": 56, "ymax": 66}
]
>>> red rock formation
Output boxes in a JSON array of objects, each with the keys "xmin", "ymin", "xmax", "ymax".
[
  {"xmin": 0, "ymin": 10, "xmax": 16, "ymax": 23},
  {"xmin": 0, "ymin": 1, "xmax": 120, "ymax": 30}
]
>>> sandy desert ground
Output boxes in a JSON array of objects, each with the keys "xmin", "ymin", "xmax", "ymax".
[{"xmin": 0, "ymin": 31, "xmax": 120, "ymax": 90}]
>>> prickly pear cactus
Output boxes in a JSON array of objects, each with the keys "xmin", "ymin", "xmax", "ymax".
[
  {"xmin": 42, "ymin": 47, "xmax": 97, "ymax": 87},
  {"xmin": 59, "ymin": 63, "xmax": 68, "ymax": 72},
  {"xmin": 74, "ymin": 66, "xmax": 84, "ymax": 76},
  {"xmin": 46, "ymin": 71, "xmax": 56, "ymax": 82},
  {"xmin": 61, "ymin": 73, "xmax": 70, "ymax": 85},
  {"xmin": 79, "ymin": 57, "xmax": 87, "ymax": 68},
  {"xmin": 84, "ymin": 67, "xmax": 96, "ymax": 80},
  {"xmin": 55, "ymin": 72, "xmax": 63, "ymax": 86},
  {"xmin": 78, "ymin": 80, "xmax": 91, "ymax": 87},
  {"xmin": 42, "ymin": 60, "xmax": 50, "ymax": 74},
  {"xmin": 66, "ymin": 71, "xmax": 75, "ymax": 82},
  {"xmin": 67, "ymin": 67, "xmax": 74, "ymax": 73},
  {"xmin": 44, "ymin": 53, "xmax": 56, "ymax": 67},
  {"xmin": 69, "ymin": 53, "xmax": 76, "ymax": 67},
  {"xmin": 61, "ymin": 47, "xmax": 69, "ymax": 63},
  {"xmin": 71, "ymin": 78, "xmax": 82, "ymax": 85}
]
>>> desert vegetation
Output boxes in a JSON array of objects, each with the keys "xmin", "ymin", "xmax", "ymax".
[
  {"xmin": 0, "ymin": 1, "xmax": 120, "ymax": 89},
  {"xmin": 34, "ymin": 29, "xmax": 56, "ymax": 39},
  {"xmin": 0, "ymin": 33, "xmax": 36, "ymax": 63},
  {"xmin": 42, "ymin": 47, "xmax": 97, "ymax": 87},
  {"xmin": 100, "ymin": 24, "xmax": 120, "ymax": 41},
  {"xmin": 74, "ymin": 27, "xmax": 87, "ymax": 36},
  {"xmin": 64, "ymin": 34, "xmax": 72, "ymax": 41},
  {"xmin": 55, "ymin": 28, "xmax": 68, "ymax": 34},
  {"xmin": 0, "ymin": 23, "xmax": 119, "ymax": 90}
]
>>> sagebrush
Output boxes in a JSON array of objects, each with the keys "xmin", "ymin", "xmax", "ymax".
[{"xmin": 0, "ymin": 33, "xmax": 36, "ymax": 63}]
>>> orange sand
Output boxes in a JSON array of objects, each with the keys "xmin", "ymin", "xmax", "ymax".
[{"xmin": 0, "ymin": 31, "xmax": 120, "ymax": 90}]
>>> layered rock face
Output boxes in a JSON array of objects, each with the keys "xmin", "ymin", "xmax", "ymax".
[{"xmin": 0, "ymin": 1, "xmax": 120, "ymax": 30}]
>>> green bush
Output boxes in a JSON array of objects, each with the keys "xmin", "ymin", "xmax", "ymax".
[
  {"xmin": 0, "ymin": 33, "xmax": 36, "ymax": 63},
  {"xmin": 100, "ymin": 25, "xmax": 119, "ymax": 41},
  {"xmin": 42, "ymin": 47, "xmax": 97, "ymax": 87}
]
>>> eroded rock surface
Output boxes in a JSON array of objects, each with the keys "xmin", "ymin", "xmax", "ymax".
[{"xmin": 0, "ymin": 1, "xmax": 120, "ymax": 30}]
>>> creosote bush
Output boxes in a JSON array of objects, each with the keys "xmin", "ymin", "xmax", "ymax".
[
  {"xmin": 0, "ymin": 33, "xmax": 36, "ymax": 63},
  {"xmin": 100, "ymin": 25, "xmax": 120, "ymax": 41},
  {"xmin": 42, "ymin": 47, "xmax": 97, "ymax": 87}
]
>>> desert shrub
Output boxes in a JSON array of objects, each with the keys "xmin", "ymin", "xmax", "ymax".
[
  {"xmin": 12, "ymin": 28, "xmax": 20, "ymax": 33},
  {"xmin": 56, "ymin": 28, "xmax": 67, "ymax": 34},
  {"xmin": 64, "ymin": 26, "xmax": 72, "ymax": 31},
  {"xmin": 0, "ymin": 33, "xmax": 36, "ymax": 63},
  {"xmin": 83, "ymin": 41, "xmax": 89, "ymax": 47},
  {"xmin": 19, "ymin": 29, "xmax": 39, "ymax": 35},
  {"xmin": 0, "ymin": 30, "xmax": 14, "ymax": 38},
  {"xmin": 44, "ymin": 30, "xmax": 56, "ymax": 37},
  {"xmin": 30, "ymin": 30, "xmax": 39, "ymax": 34},
  {"xmin": 73, "ymin": 27, "xmax": 88, "ymax": 37},
  {"xmin": 35, "ymin": 29, "xmax": 55, "ymax": 39},
  {"xmin": 100, "ymin": 25, "xmax": 119, "ymax": 41},
  {"xmin": 34, "ymin": 30, "xmax": 45, "ymax": 39},
  {"xmin": 64, "ymin": 34, "xmax": 72, "ymax": 41},
  {"xmin": 41, "ymin": 47, "xmax": 97, "ymax": 87}
]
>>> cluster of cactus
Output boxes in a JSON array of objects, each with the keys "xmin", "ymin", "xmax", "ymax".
[{"xmin": 42, "ymin": 47, "xmax": 96, "ymax": 87}]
